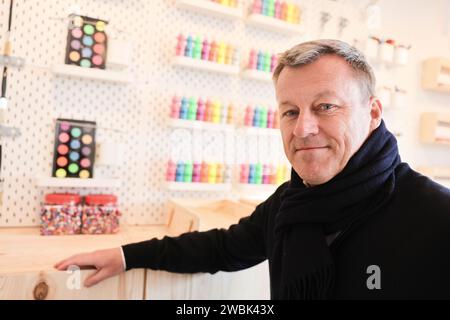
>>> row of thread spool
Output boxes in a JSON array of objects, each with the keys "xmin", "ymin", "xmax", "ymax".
[
  {"xmin": 240, "ymin": 163, "xmax": 289, "ymax": 185},
  {"xmin": 251, "ymin": 0, "xmax": 302, "ymax": 24},
  {"xmin": 170, "ymin": 95, "xmax": 279, "ymax": 129},
  {"xmin": 170, "ymin": 96, "xmax": 234, "ymax": 124},
  {"xmin": 166, "ymin": 161, "xmax": 232, "ymax": 184},
  {"xmin": 244, "ymin": 105, "xmax": 279, "ymax": 128},
  {"xmin": 176, "ymin": 34, "xmax": 239, "ymax": 66},
  {"xmin": 190, "ymin": 0, "xmax": 301, "ymax": 24},
  {"xmin": 166, "ymin": 161, "xmax": 289, "ymax": 185},
  {"xmin": 176, "ymin": 35, "xmax": 280, "ymax": 74},
  {"xmin": 247, "ymin": 49, "xmax": 278, "ymax": 73},
  {"xmin": 211, "ymin": 0, "xmax": 240, "ymax": 8}
]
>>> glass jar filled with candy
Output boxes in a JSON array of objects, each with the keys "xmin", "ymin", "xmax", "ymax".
[
  {"xmin": 40, "ymin": 193, "xmax": 82, "ymax": 235},
  {"xmin": 82, "ymin": 194, "xmax": 121, "ymax": 234}
]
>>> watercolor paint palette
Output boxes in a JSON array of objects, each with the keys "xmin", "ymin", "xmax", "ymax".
[
  {"xmin": 65, "ymin": 14, "xmax": 108, "ymax": 69},
  {"xmin": 52, "ymin": 119, "xmax": 96, "ymax": 179}
]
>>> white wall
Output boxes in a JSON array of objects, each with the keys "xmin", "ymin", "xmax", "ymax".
[{"xmin": 374, "ymin": 0, "xmax": 450, "ymax": 171}]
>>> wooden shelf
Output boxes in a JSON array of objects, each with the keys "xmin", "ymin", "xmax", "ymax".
[
  {"xmin": 246, "ymin": 13, "xmax": 305, "ymax": 35},
  {"xmin": 35, "ymin": 177, "xmax": 121, "ymax": 188},
  {"xmin": 422, "ymin": 58, "xmax": 450, "ymax": 93},
  {"xmin": 241, "ymin": 69, "xmax": 273, "ymax": 83},
  {"xmin": 167, "ymin": 198, "xmax": 255, "ymax": 231},
  {"xmin": 420, "ymin": 112, "xmax": 450, "ymax": 146},
  {"xmin": 165, "ymin": 181, "xmax": 232, "ymax": 191},
  {"xmin": 167, "ymin": 118, "xmax": 234, "ymax": 131},
  {"xmin": 176, "ymin": 0, "xmax": 243, "ymax": 20},
  {"xmin": 52, "ymin": 64, "xmax": 132, "ymax": 84},
  {"xmin": 173, "ymin": 56, "xmax": 240, "ymax": 75}
]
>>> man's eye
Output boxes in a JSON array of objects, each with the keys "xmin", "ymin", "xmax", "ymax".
[
  {"xmin": 319, "ymin": 104, "xmax": 336, "ymax": 111},
  {"xmin": 282, "ymin": 110, "xmax": 298, "ymax": 117}
]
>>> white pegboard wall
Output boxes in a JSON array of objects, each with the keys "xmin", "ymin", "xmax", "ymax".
[{"xmin": 0, "ymin": 0, "xmax": 367, "ymax": 226}]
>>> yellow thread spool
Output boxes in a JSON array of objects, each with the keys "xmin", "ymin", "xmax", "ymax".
[
  {"xmin": 208, "ymin": 163, "xmax": 217, "ymax": 184},
  {"xmin": 216, "ymin": 163, "xmax": 224, "ymax": 183},
  {"xmin": 212, "ymin": 100, "xmax": 221, "ymax": 123}
]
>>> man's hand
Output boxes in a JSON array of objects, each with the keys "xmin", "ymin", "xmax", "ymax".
[{"xmin": 54, "ymin": 247, "xmax": 125, "ymax": 288}]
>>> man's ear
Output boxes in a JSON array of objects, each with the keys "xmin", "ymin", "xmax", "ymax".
[{"xmin": 369, "ymin": 97, "xmax": 383, "ymax": 131}]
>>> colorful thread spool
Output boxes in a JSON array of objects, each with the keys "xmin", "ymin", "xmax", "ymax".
[{"xmin": 177, "ymin": 34, "xmax": 238, "ymax": 65}]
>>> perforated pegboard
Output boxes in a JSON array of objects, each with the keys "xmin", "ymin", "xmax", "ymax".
[{"xmin": 0, "ymin": 0, "xmax": 368, "ymax": 226}]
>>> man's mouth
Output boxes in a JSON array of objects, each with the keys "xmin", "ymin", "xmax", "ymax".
[{"xmin": 295, "ymin": 146, "xmax": 328, "ymax": 152}]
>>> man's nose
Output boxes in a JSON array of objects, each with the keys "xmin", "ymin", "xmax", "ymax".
[{"xmin": 293, "ymin": 111, "xmax": 319, "ymax": 138}]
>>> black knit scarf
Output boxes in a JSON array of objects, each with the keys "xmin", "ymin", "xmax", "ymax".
[{"xmin": 272, "ymin": 120, "xmax": 401, "ymax": 299}]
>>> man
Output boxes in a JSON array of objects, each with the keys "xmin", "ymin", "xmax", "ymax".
[{"xmin": 56, "ymin": 40, "xmax": 450, "ymax": 299}]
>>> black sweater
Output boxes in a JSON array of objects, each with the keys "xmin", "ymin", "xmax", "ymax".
[{"xmin": 122, "ymin": 163, "xmax": 450, "ymax": 299}]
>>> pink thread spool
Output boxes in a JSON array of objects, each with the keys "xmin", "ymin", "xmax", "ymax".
[
  {"xmin": 202, "ymin": 39, "xmax": 210, "ymax": 61},
  {"xmin": 267, "ymin": 109, "xmax": 274, "ymax": 128},
  {"xmin": 275, "ymin": 0, "xmax": 282, "ymax": 18},
  {"xmin": 166, "ymin": 160, "xmax": 176, "ymax": 181},
  {"xmin": 170, "ymin": 95, "xmax": 181, "ymax": 118},
  {"xmin": 252, "ymin": 0, "xmax": 262, "ymax": 14},
  {"xmin": 240, "ymin": 164, "xmax": 250, "ymax": 183},
  {"xmin": 192, "ymin": 162, "xmax": 201, "ymax": 182},
  {"xmin": 197, "ymin": 98, "xmax": 205, "ymax": 121},
  {"xmin": 262, "ymin": 164, "xmax": 270, "ymax": 184},
  {"xmin": 270, "ymin": 54, "xmax": 278, "ymax": 72},
  {"xmin": 248, "ymin": 49, "xmax": 257, "ymax": 69},
  {"xmin": 176, "ymin": 33, "xmax": 186, "ymax": 56},
  {"xmin": 244, "ymin": 105, "xmax": 254, "ymax": 126}
]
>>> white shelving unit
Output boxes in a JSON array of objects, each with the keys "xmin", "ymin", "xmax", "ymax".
[
  {"xmin": 52, "ymin": 64, "xmax": 132, "ymax": 84},
  {"xmin": 173, "ymin": 56, "xmax": 240, "ymax": 75},
  {"xmin": 241, "ymin": 126, "xmax": 280, "ymax": 137},
  {"xmin": 176, "ymin": 0, "xmax": 243, "ymax": 20},
  {"xmin": 241, "ymin": 69, "xmax": 273, "ymax": 83},
  {"xmin": 35, "ymin": 177, "xmax": 121, "ymax": 188},
  {"xmin": 246, "ymin": 14, "xmax": 305, "ymax": 35},
  {"xmin": 165, "ymin": 181, "xmax": 232, "ymax": 191},
  {"xmin": 168, "ymin": 118, "xmax": 234, "ymax": 131},
  {"xmin": 234, "ymin": 183, "xmax": 278, "ymax": 195}
]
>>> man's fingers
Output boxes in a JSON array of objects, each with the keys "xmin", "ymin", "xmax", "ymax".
[
  {"xmin": 84, "ymin": 268, "xmax": 111, "ymax": 288},
  {"xmin": 54, "ymin": 253, "xmax": 95, "ymax": 271}
]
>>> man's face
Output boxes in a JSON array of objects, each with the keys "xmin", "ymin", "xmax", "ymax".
[{"xmin": 275, "ymin": 54, "xmax": 381, "ymax": 186}]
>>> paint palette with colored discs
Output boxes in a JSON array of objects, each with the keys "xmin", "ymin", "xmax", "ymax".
[
  {"xmin": 65, "ymin": 14, "xmax": 108, "ymax": 69},
  {"xmin": 52, "ymin": 119, "xmax": 96, "ymax": 179}
]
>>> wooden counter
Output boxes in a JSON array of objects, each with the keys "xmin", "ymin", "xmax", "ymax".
[
  {"xmin": 0, "ymin": 224, "xmax": 178, "ymax": 300},
  {"xmin": 0, "ymin": 199, "xmax": 270, "ymax": 300}
]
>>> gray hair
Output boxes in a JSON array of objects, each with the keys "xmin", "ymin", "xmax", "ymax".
[{"xmin": 273, "ymin": 39, "xmax": 376, "ymax": 99}]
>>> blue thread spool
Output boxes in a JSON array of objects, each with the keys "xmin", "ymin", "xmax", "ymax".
[
  {"xmin": 185, "ymin": 35, "xmax": 193, "ymax": 58},
  {"xmin": 180, "ymin": 97, "xmax": 188, "ymax": 120},
  {"xmin": 248, "ymin": 164, "xmax": 256, "ymax": 184},
  {"xmin": 175, "ymin": 161, "xmax": 185, "ymax": 182},
  {"xmin": 253, "ymin": 107, "xmax": 260, "ymax": 127},
  {"xmin": 256, "ymin": 51, "xmax": 264, "ymax": 71}
]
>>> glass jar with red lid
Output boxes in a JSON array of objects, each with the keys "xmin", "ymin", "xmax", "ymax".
[
  {"xmin": 82, "ymin": 194, "xmax": 121, "ymax": 234},
  {"xmin": 40, "ymin": 193, "xmax": 82, "ymax": 235}
]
